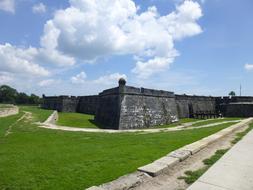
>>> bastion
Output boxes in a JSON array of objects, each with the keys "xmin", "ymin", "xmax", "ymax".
[{"xmin": 42, "ymin": 79, "xmax": 253, "ymax": 129}]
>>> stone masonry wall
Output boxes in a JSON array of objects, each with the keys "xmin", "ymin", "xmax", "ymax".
[
  {"xmin": 42, "ymin": 96, "xmax": 64, "ymax": 111},
  {"xmin": 42, "ymin": 80, "xmax": 253, "ymax": 130},
  {"xmin": 176, "ymin": 95, "xmax": 216, "ymax": 118},
  {"xmin": 62, "ymin": 96, "xmax": 78, "ymax": 112},
  {"xmin": 94, "ymin": 87, "xmax": 121, "ymax": 129},
  {"xmin": 118, "ymin": 87, "xmax": 178, "ymax": 129},
  {"xmin": 77, "ymin": 95, "xmax": 99, "ymax": 115},
  {"xmin": 221, "ymin": 103, "xmax": 253, "ymax": 117}
]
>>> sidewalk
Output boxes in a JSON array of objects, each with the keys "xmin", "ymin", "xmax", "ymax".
[{"xmin": 187, "ymin": 128, "xmax": 253, "ymax": 190}]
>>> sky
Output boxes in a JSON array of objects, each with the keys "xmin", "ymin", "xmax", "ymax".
[{"xmin": 0, "ymin": 0, "xmax": 253, "ymax": 96}]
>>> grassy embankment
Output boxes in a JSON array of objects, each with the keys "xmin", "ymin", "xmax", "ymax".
[
  {"xmin": 57, "ymin": 112, "xmax": 97, "ymax": 128},
  {"xmin": 57, "ymin": 113, "xmax": 202, "ymax": 129},
  {"xmin": 0, "ymin": 106, "xmax": 240, "ymax": 189},
  {"xmin": 56, "ymin": 112, "xmax": 240, "ymax": 129}
]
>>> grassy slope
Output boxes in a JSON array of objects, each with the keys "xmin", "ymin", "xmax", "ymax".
[
  {"xmin": 21, "ymin": 106, "xmax": 53, "ymax": 122},
  {"xmin": 57, "ymin": 112, "xmax": 97, "ymax": 128},
  {"xmin": 0, "ymin": 107, "xmax": 238, "ymax": 190}
]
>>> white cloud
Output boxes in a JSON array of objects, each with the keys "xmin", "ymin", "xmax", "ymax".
[
  {"xmin": 38, "ymin": 79, "xmax": 55, "ymax": 87},
  {"xmin": 32, "ymin": 2, "xmax": 46, "ymax": 14},
  {"xmin": 0, "ymin": 0, "xmax": 15, "ymax": 13},
  {"xmin": 40, "ymin": 0, "xmax": 202, "ymax": 78},
  {"xmin": 71, "ymin": 72, "xmax": 126, "ymax": 86},
  {"xmin": 0, "ymin": 43, "xmax": 49, "ymax": 77},
  {"xmin": 0, "ymin": 0, "xmax": 203, "ymax": 95},
  {"xmin": 0, "ymin": 72, "xmax": 13, "ymax": 84},
  {"xmin": 245, "ymin": 63, "xmax": 253, "ymax": 71},
  {"xmin": 71, "ymin": 71, "xmax": 87, "ymax": 84},
  {"xmin": 94, "ymin": 73, "xmax": 127, "ymax": 85}
]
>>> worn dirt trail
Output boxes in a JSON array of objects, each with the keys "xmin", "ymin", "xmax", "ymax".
[
  {"xmin": 38, "ymin": 120, "xmax": 241, "ymax": 134},
  {"xmin": 5, "ymin": 111, "xmax": 32, "ymax": 136}
]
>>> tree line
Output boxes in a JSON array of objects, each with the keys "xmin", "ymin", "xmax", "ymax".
[{"xmin": 0, "ymin": 85, "xmax": 41, "ymax": 105}]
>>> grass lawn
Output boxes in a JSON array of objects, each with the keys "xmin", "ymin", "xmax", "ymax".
[
  {"xmin": 21, "ymin": 106, "xmax": 53, "ymax": 122},
  {"xmin": 57, "ymin": 112, "xmax": 98, "ymax": 128},
  {"xmin": 192, "ymin": 117, "xmax": 242, "ymax": 127},
  {"xmin": 0, "ymin": 106, "xmax": 239, "ymax": 190}
]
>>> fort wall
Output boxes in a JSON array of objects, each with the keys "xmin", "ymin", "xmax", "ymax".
[
  {"xmin": 77, "ymin": 95, "xmax": 99, "ymax": 115},
  {"xmin": 176, "ymin": 95, "xmax": 216, "ymax": 118},
  {"xmin": 118, "ymin": 86, "xmax": 178, "ymax": 130},
  {"xmin": 42, "ymin": 79, "xmax": 253, "ymax": 130}
]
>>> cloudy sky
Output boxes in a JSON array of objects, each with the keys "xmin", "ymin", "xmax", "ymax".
[{"xmin": 0, "ymin": 0, "xmax": 252, "ymax": 96}]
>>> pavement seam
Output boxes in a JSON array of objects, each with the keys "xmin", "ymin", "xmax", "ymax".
[{"xmin": 197, "ymin": 180, "xmax": 233, "ymax": 190}]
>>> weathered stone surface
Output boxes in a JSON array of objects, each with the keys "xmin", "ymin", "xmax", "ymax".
[
  {"xmin": 168, "ymin": 150, "xmax": 191, "ymax": 161},
  {"xmin": 42, "ymin": 95, "xmax": 98, "ymax": 114},
  {"xmin": 119, "ymin": 93, "xmax": 178, "ymax": 130},
  {"xmin": 100, "ymin": 172, "xmax": 151, "ymax": 190},
  {"xmin": 138, "ymin": 162, "xmax": 168, "ymax": 177},
  {"xmin": 176, "ymin": 95, "xmax": 216, "ymax": 118},
  {"xmin": 182, "ymin": 141, "xmax": 207, "ymax": 155},
  {"xmin": 154, "ymin": 156, "xmax": 180, "ymax": 167}
]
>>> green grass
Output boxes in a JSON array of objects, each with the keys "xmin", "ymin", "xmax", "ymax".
[
  {"xmin": 0, "ymin": 107, "xmax": 240, "ymax": 190},
  {"xmin": 155, "ymin": 118, "xmax": 202, "ymax": 128},
  {"xmin": 57, "ymin": 112, "xmax": 98, "ymax": 128},
  {"xmin": 0, "ymin": 112, "xmax": 24, "ymax": 137},
  {"xmin": 21, "ymin": 106, "xmax": 53, "ymax": 123},
  {"xmin": 191, "ymin": 117, "xmax": 241, "ymax": 127},
  {"xmin": 179, "ymin": 149, "xmax": 229, "ymax": 184}
]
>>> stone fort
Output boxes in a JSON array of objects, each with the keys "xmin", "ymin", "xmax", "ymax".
[{"xmin": 42, "ymin": 79, "xmax": 253, "ymax": 130}]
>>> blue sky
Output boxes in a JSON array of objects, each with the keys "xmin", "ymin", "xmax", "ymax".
[{"xmin": 0, "ymin": 0, "xmax": 252, "ymax": 96}]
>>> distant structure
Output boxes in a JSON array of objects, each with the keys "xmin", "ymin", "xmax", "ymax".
[{"xmin": 42, "ymin": 79, "xmax": 253, "ymax": 130}]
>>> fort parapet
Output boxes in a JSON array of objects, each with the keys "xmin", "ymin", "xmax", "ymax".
[{"xmin": 42, "ymin": 79, "xmax": 253, "ymax": 129}]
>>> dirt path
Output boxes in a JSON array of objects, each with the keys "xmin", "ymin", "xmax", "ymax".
[
  {"xmin": 5, "ymin": 111, "xmax": 32, "ymax": 137},
  {"xmin": 38, "ymin": 120, "xmax": 241, "ymax": 134},
  {"xmin": 129, "ymin": 125, "xmax": 249, "ymax": 190}
]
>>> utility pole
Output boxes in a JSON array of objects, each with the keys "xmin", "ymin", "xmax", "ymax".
[{"xmin": 240, "ymin": 84, "xmax": 242, "ymax": 96}]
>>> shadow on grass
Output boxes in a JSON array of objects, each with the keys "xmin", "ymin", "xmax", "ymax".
[{"xmin": 88, "ymin": 119, "xmax": 118, "ymax": 130}]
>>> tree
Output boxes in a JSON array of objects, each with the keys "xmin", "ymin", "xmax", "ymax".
[
  {"xmin": 16, "ymin": 92, "xmax": 29, "ymax": 104},
  {"xmin": 0, "ymin": 85, "xmax": 42, "ymax": 105},
  {"xmin": 0, "ymin": 85, "xmax": 18, "ymax": 103},
  {"xmin": 29, "ymin": 94, "xmax": 41, "ymax": 104},
  {"xmin": 229, "ymin": 91, "xmax": 236, "ymax": 96}
]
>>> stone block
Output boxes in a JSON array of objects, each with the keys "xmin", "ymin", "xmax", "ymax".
[
  {"xmin": 100, "ymin": 172, "xmax": 151, "ymax": 190},
  {"xmin": 154, "ymin": 156, "xmax": 180, "ymax": 167},
  {"xmin": 168, "ymin": 150, "xmax": 191, "ymax": 161},
  {"xmin": 138, "ymin": 162, "xmax": 168, "ymax": 177},
  {"xmin": 182, "ymin": 141, "xmax": 207, "ymax": 155}
]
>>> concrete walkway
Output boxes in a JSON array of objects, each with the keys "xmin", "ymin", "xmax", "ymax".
[
  {"xmin": 38, "ymin": 120, "xmax": 241, "ymax": 134},
  {"xmin": 187, "ymin": 128, "xmax": 253, "ymax": 190}
]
